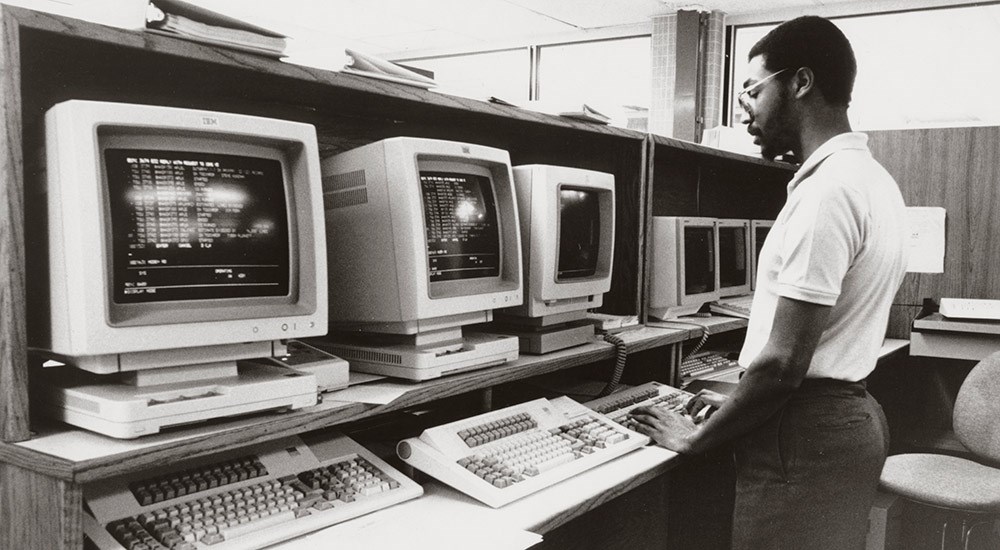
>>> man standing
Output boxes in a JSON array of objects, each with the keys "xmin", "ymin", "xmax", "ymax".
[{"xmin": 630, "ymin": 16, "xmax": 908, "ymax": 550}]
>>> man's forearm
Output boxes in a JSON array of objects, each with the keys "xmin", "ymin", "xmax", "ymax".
[{"xmin": 683, "ymin": 354, "xmax": 804, "ymax": 454}]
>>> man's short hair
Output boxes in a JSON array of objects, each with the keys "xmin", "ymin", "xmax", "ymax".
[{"xmin": 748, "ymin": 16, "xmax": 856, "ymax": 106}]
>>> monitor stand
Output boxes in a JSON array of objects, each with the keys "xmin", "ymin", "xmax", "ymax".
[
  {"xmin": 312, "ymin": 327, "xmax": 520, "ymax": 381},
  {"xmin": 39, "ymin": 360, "xmax": 318, "ymax": 439},
  {"xmin": 490, "ymin": 310, "xmax": 596, "ymax": 355},
  {"xmin": 648, "ymin": 303, "xmax": 705, "ymax": 320}
]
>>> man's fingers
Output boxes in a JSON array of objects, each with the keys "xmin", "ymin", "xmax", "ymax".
[{"xmin": 631, "ymin": 405, "xmax": 667, "ymax": 420}]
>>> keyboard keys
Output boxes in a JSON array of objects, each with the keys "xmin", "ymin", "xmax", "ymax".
[
  {"xmin": 129, "ymin": 456, "xmax": 268, "ymax": 507},
  {"xmin": 397, "ymin": 397, "xmax": 650, "ymax": 508},
  {"xmin": 584, "ymin": 382, "xmax": 696, "ymax": 434},
  {"xmin": 454, "ymin": 415, "xmax": 634, "ymax": 489},
  {"xmin": 679, "ymin": 352, "xmax": 740, "ymax": 378},
  {"xmin": 458, "ymin": 413, "xmax": 537, "ymax": 447},
  {"xmin": 105, "ymin": 450, "xmax": 418, "ymax": 550}
]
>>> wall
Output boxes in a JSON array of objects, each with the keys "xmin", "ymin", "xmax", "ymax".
[{"xmin": 867, "ymin": 126, "xmax": 1000, "ymax": 337}]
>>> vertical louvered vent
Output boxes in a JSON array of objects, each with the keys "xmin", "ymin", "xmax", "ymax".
[
  {"xmin": 323, "ymin": 170, "xmax": 369, "ymax": 209},
  {"xmin": 338, "ymin": 348, "xmax": 403, "ymax": 365}
]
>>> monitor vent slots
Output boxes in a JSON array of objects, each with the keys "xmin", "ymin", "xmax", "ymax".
[
  {"xmin": 337, "ymin": 349, "xmax": 404, "ymax": 366},
  {"xmin": 323, "ymin": 169, "xmax": 367, "ymax": 191},
  {"xmin": 323, "ymin": 169, "xmax": 369, "ymax": 209},
  {"xmin": 324, "ymin": 188, "xmax": 369, "ymax": 209}
]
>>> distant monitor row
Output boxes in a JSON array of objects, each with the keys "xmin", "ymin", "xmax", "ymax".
[
  {"xmin": 318, "ymin": 138, "xmax": 615, "ymax": 372},
  {"xmin": 648, "ymin": 216, "xmax": 772, "ymax": 320},
  {"xmin": 29, "ymin": 100, "xmax": 615, "ymax": 437},
  {"xmin": 320, "ymin": 138, "xmax": 614, "ymax": 333}
]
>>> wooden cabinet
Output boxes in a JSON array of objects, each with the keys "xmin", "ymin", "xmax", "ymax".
[{"xmin": 0, "ymin": 7, "xmax": 792, "ymax": 548}]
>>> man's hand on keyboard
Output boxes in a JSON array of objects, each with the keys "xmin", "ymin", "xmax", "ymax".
[
  {"xmin": 684, "ymin": 389, "xmax": 727, "ymax": 422},
  {"xmin": 627, "ymin": 405, "xmax": 696, "ymax": 454}
]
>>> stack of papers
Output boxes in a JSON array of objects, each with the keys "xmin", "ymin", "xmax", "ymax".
[
  {"xmin": 523, "ymin": 100, "xmax": 611, "ymax": 124},
  {"xmin": 146, "ymin": 0, "xmax": 288, "ymax": 58},
  {"xmin": 342, "ymin": 48, "xmax": 438, "ymax": 88}
]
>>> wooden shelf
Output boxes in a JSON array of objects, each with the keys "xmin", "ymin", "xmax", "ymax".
[
  {"xmin": 648, "ymin": 132, "xmax": 796, "ymax": 170},
  {"xmin": 12, "ymin": 7, "xmax": 645, "ymax": 143},
  {"xmin": 646, "ymin": 314, "xmax": 749, "ymax": 338},
  {"xmin": 2, "ymin": 326, "xmax": 688, "ymax": 483}
]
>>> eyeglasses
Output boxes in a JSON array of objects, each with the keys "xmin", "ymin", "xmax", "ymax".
[{"xmin": 737, "ymin": 68, "xmax": 790, "ymax": 113}]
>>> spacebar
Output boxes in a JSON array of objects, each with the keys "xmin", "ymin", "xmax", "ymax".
[{"xmin": 219, "ymin": 510, "xmax": 297, "ymax": 541}]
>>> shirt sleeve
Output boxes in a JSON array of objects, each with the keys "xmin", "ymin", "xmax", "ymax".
[{"xmin": 775, "ymin": 177, "xmax": 864, "ymax": 306}]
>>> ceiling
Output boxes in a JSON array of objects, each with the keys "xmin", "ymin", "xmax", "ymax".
[{"xmin": 191, "ymin": 0, "xmax": 969, "ymax": 66}]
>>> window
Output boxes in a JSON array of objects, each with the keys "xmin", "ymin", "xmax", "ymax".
[
  {"xmin": 537, "ymin": 37, "xmax": 651, "ymax": 129},
  {"xmin": 729, "ymin": 5, "xmax": 1000, "ymax": 130},
  {"xmin": 401, "ymin": 35, "xmax": 651, "ymax": 129},
  {"xmin": 405, "ymin": 49, "xmax": 531, "ymax": 103}
]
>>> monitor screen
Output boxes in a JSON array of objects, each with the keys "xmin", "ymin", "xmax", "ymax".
[
  {"xmin": 557, "ymin": 187, "xmax": 601, "ymax": 280},
  {"xmin": 718, "ymin": 224, "xmax": 749, "ymax": 291},
  {"xmin": 106, "ymin": 149, "xmax": 290, "ymax": 304},
  {"xmin": 684, "ymin": 226, "xmax": 716, "ymax": 296},
  {"xmin": 420, "ymin": 171, "xmax": 501, "ymax": 283},
  {"xmin": 754, "ymin": 225, "xmax": 770, "ymax": 263}
]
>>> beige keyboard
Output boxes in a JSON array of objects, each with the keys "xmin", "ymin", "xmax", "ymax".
[{"xmin": 83, "ymin": 433, "xmax": 422, "ymax": 550}]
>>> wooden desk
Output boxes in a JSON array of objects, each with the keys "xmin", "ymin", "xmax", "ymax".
[{"xmin": 1, "ymin": 326, "xmax": 688, "ymax": 549}]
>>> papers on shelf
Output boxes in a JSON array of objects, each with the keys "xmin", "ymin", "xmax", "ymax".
[
  {"xmin": 522, "ymin": 100, "xmax": 611, "ymax": 124},
  {"xmin": 145, "ymin": 0, "xmax": 288, "ymax": 58},
  {"xmin": 326, "ymin": 380, "xmax": 414, "ymax": 405},
  {"xmin": 343, "ymin": 48, "xmax": 438, "ymax": 88}
]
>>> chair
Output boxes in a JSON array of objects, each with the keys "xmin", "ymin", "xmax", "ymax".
[{"xmin": 879, "ymin": 350, "xmax": 1000, "ymax": 549}]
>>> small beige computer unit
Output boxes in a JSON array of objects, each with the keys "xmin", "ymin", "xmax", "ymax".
[
  {"xmin": 30, "ymin": 100, "xmax": 329, "ymax": 438},
  {"xmin": 316, "ymin": 137, "xmax": 523, "ymax": 380}
]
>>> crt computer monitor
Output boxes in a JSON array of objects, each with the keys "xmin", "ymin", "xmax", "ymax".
[
  {"xmin": 717, "ymin": 219, "xmax": 752, "ymax": 298},
  {"xmin": 31, "ymin": 100, "xmax": 328, "ymax": 438},
  {"xmin": 750, "ymin": 219, "xmax": 774, "ymax": 291},
  {"xmin": 503, "ymin": 164, "xmax": 615, "ymax": 323},
  {"xmin": 648, "ymin": 216, "xmax": 720, "ymax": 320},
  {"xmin": 317, "ymin": 137, "xmax": 523, "ymax": 380}
]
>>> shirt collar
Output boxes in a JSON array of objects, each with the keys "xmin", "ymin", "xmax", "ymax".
[{"xmin": 787, "ymin": 132, "xmax": 870, "ymax": 194}]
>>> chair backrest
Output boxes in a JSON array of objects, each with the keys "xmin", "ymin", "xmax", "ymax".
[{"xmin": 954, "ymin": 350, "xmax": 1000, "ymax": 463}]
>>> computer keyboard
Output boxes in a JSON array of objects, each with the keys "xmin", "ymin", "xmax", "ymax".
[
  {"xmin": 83, "ymin": 432, "xmax": 423, "ymax": 550},
  {"xmin": 679, "ymin": 351, "xmax": 741, "ymax": 379},
  {"xmin": 939, "ymin": 298, "xmax": 1000, "ymax": 321},
  {"xmin": 396, "ymin": 396, "xmax": 649, "ymax": 508},
  {"xmin": 584, "ymin": 381, "xmax": 694, "ymax": 432},
  {"xmin": 709, "ymin": 294, "xmax": 754, "ymax": 319}
]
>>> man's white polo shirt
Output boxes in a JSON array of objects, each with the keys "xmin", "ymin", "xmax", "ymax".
[{"xmin": 739, "ymin": 132, "xmax": 908, "ymax": 382}]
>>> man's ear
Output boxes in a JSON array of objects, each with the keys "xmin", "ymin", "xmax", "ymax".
[{"xmin": 793, "ymin": 67, "xmax": 815, "ymax": 99}]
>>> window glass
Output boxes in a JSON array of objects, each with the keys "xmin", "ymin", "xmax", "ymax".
[
  {"xmin": 405, "ymin": 49, "xmax": 531, "ymax": 103},
  {"xmin": 538, "ymin": 37, "xmax": 651, "ymax": 129},
  {"xmin": 730, "ymin": 5, "xmax": 1000, "ymax": 130}
]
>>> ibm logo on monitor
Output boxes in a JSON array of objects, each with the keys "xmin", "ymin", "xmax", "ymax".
[{"xmin": 201, "ymin": 116, "xmax": 220, "ymax": 126}]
